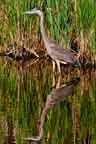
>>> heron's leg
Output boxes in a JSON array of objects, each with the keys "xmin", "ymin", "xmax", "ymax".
[
  {"xmin": 52, "ymin": 72, "xmax": 55, "ymax": 88},
  {"xmin": 56, "ymin": 61, "xmax": 61, "ymax": 74},
  {"xmin": 56, "ymin": 74, "xmax": 61, "ymax": 88},
  {"xmin": 52, "ymin": 60, "xmax": 56, "ymax": 73}
]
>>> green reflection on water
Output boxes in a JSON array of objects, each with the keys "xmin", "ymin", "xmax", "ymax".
[{"xmin": 0, "ymin": 59, "xmax": 96, "ymax": 144}]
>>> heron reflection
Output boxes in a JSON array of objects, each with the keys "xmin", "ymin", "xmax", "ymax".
[{"xmin": 24, "ymin": 77, "xmax": 80, "ymax": 142}]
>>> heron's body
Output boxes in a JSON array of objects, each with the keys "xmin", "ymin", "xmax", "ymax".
[
  {"xmin": 24, "ymin": 8, "xmax": 80, "ymax": 73},
  {"xmin": 46, "ymin": 39, "xmax": 78, "ymax": 64}
]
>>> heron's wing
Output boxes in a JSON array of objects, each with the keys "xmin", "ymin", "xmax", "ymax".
[
  {"xmin": 48, "ymin": 39, "xmax": 77, "ymax": 64},
  {"xmin": 46, "ymin": 78, "xmax": 80, "ymax": 107}
]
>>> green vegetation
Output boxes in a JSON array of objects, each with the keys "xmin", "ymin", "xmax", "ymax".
[
  {"xmin": 0, "ymin": 0, "xmax": 96, "ymax": 52},
  {"xmin": 0, "ymin": 61, "xmax": 96, "ymax": 143},
  {"xmin": 0, "ymin": 1, "xmax": 96, "ymax": 143}
]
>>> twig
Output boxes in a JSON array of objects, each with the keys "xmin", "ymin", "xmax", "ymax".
[{"xmin": 25, "ymin": 48, "xmax": 39, "ymax": 58}]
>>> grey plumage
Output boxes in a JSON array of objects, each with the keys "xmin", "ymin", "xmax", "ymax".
[
  {"xmin": 24, "ymin": 8, "xmax": 80, "ymax": 73},
  {"xmin": 47, "ymin": 39, "xmax": 78, "ymax": 63}
]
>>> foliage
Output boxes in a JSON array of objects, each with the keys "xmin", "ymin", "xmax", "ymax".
[{"xmin": 0, "ymin": 0, "xmax": 96, "ymax": 50}]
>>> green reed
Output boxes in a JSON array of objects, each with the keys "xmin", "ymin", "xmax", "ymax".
[
  {"xmin": 0, "ymin": 0, "xmax": 96, "ymax": 50},
  {"xmin": 0, "ymin": 61, "xmax": 96, "ymax": 143}
]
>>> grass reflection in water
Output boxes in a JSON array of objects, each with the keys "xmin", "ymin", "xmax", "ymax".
[{"xmin": 0, "ymin": 59, "xmax": 96, "ymax": 144}]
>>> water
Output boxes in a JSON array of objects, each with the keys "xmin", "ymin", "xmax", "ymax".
[{"xmin": 0, "ymin": 57, "xmax": 96, "ymax": 144}]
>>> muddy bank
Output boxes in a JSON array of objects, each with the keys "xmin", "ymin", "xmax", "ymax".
[{"xmin": 0, "ymin": 39, "xmax": 96, "ymax": 68}]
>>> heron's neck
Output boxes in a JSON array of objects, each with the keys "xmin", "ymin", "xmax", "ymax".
[{"xmin": 40, "ymin": 15, "xmax": 48, "ymax": 46}]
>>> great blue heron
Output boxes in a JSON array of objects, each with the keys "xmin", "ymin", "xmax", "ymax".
[{"xmin": 24, "ymin": 8, "xmax": 80, "ymax": 73}]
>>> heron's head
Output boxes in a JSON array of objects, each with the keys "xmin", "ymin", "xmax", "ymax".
[{"xmin": 24, "ymin": 8, "xmax": 43, "ymax": 17}]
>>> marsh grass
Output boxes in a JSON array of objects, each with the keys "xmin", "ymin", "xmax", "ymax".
[
  {"xmin": 1, "ymin": 1, "xmax": 96, "ymax": 143},
  {"xmin": 0, "ymin": 62, "xmax": 96, "ymax": 143},
  {"xmin": 0, "ymin": 0, "xmax": 96, "ymax": 58}
]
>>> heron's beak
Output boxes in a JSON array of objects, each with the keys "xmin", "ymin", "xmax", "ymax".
[
  {"xmin": 24, "ymin": 11, "xmax": 35, "ymax": 15},
  {"xmin": 24, "ymin": 8, "xmax": 39, "ymax": 15}
]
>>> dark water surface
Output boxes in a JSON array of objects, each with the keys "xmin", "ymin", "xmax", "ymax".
[{"xmin": 0, "ymin": 58, "xmax": 96, "ymax": 144}]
